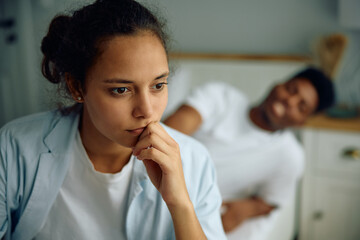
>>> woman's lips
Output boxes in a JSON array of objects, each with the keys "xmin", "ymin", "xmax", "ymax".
[{"xmin": 127, "ymin": 127, "xmax": 145, "ymax": 136}]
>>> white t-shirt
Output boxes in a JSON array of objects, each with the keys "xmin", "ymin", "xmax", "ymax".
[
  {"xmin": 185, "ymin": 82, "xmax": 304, "ymax": 239},
  {"xmin": 186, "ymin": 82, "xmax": 304, "ymax": 204},
  {"xmin": 36, "ymin": 131, "xmax": 134, "ymax": 240}
]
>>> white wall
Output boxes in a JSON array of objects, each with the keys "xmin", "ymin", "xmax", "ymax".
[{"xmin": 142, "ymin": 0, "xmax": 355, "ymax": 55}]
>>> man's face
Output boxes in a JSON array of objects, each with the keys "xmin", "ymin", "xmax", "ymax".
[{"xmin": 262, "ymin": 77, "xmax": 319, "ymax": 129}]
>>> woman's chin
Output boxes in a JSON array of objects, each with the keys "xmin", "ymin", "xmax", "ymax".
[{"xmin": 113, "ymin": 137, "xmax": 138, "ymax": 149}]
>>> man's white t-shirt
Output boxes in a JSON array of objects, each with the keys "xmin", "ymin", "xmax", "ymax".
[
  {"xmin": 36, "ymin": 131, "xmax": 134, "ymax": 240},
  {"xmin": 185, "ymin": 82, "xmax": 304, "ymax": 239}
]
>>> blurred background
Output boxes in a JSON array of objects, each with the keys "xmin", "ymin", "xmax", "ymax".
[
  {"xmin": 0, "ymin": 0, "xmax": 359, "ymax": 126},
  {"xmin": 0, "ymin": 0, "xmax": 359, "ymax": 240}
]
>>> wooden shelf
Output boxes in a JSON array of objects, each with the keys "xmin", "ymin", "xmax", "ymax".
[
  {"xmin": 169, "ymin": 52, "xmax": 312, "ymax": 62},
  {"xmin": 304, "ymin": 113, "xmax": 360, "ymax": 133}
]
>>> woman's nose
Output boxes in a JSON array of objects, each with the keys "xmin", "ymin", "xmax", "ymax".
[{"xmin": 132, "ymin": 92, "xmax": 153, "ymax": 119}]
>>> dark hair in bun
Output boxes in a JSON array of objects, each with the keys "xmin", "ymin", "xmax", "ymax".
[
  {"xmin": 41, "ymin": 15, "xmax": 72, "ymax": 84},
  {"xmin": 41, "ymin": 0, "xmax": 169, "ymax": 104}
]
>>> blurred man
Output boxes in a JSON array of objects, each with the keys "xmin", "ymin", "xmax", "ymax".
[{"xmin": 164, "ymin": 67, "xmax": 335, "ymax": 240}]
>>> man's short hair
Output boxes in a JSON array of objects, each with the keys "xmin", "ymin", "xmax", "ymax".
[{"xmin": 291, "ymin": 67, "xmax": 335, "ymax": 112}]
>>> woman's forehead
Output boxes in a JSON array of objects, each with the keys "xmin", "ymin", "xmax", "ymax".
[{"xmin": 86, "ymin": 33, "xmax": 169, "ymax": 84}]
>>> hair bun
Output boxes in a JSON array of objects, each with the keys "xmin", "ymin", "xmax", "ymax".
[
  {"xmin": 41, "ymin": 15, "xmax": 71, "ymax": 83},
  {"xmin": 41, "ymin": 15, "xmax": 71, "ymax": 60}
]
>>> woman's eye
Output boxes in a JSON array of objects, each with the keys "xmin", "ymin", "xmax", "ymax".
[
  {"xmin": 152, "ymin": 82, "xmax": 168, "ymax": 90},
  {"xmin": 111, "ymin": 87, "xmax": 128, "ymax": 95}
]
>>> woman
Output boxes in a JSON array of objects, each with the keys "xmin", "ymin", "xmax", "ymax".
[{"xmin": 0, "ymin": 0, "xmax": 226, "ymax": 239}]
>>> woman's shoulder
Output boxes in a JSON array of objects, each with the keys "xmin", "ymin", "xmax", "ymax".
[
  {"xmin": 1, "ymin": 110, "xmax": 59, "ymax": 136},
  {"xmin": 162, "ymin": 124, "xmax": 220, "ymax": 206},
  {"xmin": 0, "ymin": 109, "xmax": 77, "ymax": 145},
  {"xmin": 162, "ymin": 124, "xmax": 213, "ymax": 167},
  {"xmin": 163, "ymin": 124, "xmax": 208, "ymax": 152}
]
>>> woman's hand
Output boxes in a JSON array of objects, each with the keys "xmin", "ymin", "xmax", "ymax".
[
  {"xmin": 133, "ymin": 122, "xmax": 206, "ymax": 239},
  {"xmin": 133, "ymin": 122, "xmax": 207, "ymax": 239},
  {"xmin": 132, "ymin": 122, "xmax": 190, "ymax": 207}
]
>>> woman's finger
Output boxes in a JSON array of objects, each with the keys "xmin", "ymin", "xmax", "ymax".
[
  {"xmin": 136, "ymin": 146, "xmax": 172, "ymax": 170},
  {"xmin": 139, "ymin": 122, "xmax": 177, "ymax": 146},
  {"xmin": 133, "ymin": 131, "xmax": 171, "ymax": 157},
  {"xmin": 142, "ymin": 159, "xmax": 162, "ymax": 188},
  {"xmin": 134, "ymin": 122, "xmax": 178, "ymax": 156}
]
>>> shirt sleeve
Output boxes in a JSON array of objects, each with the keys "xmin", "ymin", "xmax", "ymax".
[
  {"xmin": 0, "ymin": 130, "xmax": 8, "ymax": 238},
  {"xmin": 184, "ymin": 82, "xmax": 231, "ymax": 132},
  {"xmin": 192, "ymin": 146, "xmax": 227, "ymax": 240}
]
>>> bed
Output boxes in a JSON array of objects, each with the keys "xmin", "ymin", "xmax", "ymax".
[{"xmin": 164, "ymin": 52, "xmax": 310, "ymax": 240}]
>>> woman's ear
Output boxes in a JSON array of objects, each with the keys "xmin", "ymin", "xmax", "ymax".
[{"xmin": 65, "ymin": 73, "xmax": 84, "ymax": 103}]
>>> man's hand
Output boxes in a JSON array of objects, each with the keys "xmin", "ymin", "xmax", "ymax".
[{"xmin": 221, "ymin": 197, "xmax": 276, "ymax": 233}]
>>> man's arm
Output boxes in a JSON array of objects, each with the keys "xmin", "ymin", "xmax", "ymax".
[
  {"xmin": 221, "ymin": 197, "xmax": 276, "ymax": 233},
  {"xmin": 164, "ymin": 105, "xmax": 277, "ymax": 233},
  {"xmin": 163, "ymin": 104, "xmax": 203, "ymax": 135}
]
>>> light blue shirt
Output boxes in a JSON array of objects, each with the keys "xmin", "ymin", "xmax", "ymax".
[{"xmin": 0, "ymin": 109, "xmax": 226, "ymax": 240}]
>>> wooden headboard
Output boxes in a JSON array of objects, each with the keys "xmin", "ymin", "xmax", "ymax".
[{"xmin": 164, "ymin": 52, "xmax": 311, "ymax": 118}]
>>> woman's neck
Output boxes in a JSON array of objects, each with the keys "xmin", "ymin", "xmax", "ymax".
[{"xmin": 79, "ymin": 127, "xmax": 133, "ymax": 174}]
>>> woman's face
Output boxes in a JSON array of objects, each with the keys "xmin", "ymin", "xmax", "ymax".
[{"xmin": 81, "ymin": 32, "xmax": 169, "ymax": 148}]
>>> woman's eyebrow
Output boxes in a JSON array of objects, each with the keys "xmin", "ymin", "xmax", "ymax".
[
  {"xmin": 102, "ymin": 71, "xmax": 169, "ymax": 83},
  {"xmin": 103, "ymin": 79, "xmax": 133, "ymax": 84},
  {"xmin": 155, "ymin": 71, "xmax": 169, "ymax": 80}
]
